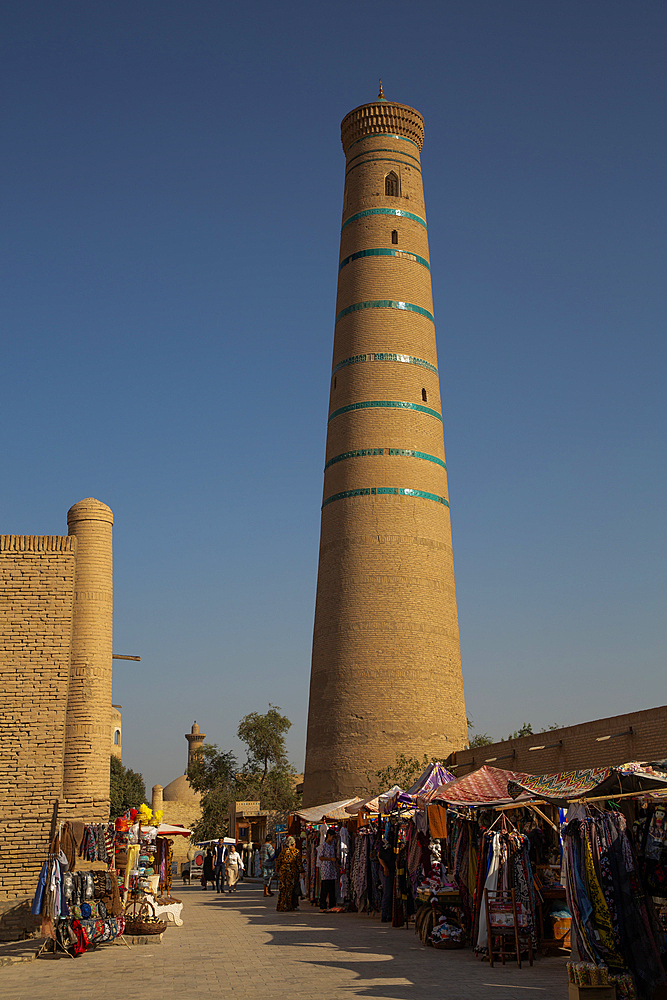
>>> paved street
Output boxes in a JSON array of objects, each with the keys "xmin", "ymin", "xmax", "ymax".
[{"xmin": 0, "ymin": 881, "xmax": 569, "ymax": 999}]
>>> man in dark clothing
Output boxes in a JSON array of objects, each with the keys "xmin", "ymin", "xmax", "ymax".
[
  {"xmin": 377, "ymin": 840, "xmax": 395, "ymax": 922},
  {"xmin": 214, "ymin": 839, "xmax": 227, "ymax": 894}
]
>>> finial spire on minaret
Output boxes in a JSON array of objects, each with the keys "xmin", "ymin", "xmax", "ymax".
[{"xmin": 378, "ymin": 79, "xmax": 385, "ymax": 101}]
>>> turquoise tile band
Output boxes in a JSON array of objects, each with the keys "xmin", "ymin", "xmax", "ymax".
[
  {"xmin": 341, "ymin": 208, "xmax": 427, "ymax": 232},
  {"xmin": 322, "ymin": 487, "xmax": 450, "ymax": 509},
  {"xmin": 346, "ymin": 146, "xmax": 421, "ymax": 167},
  {"xmin": 335, "ymin": 301, "xmax": 435, "ymax": 324},
  {"xmin": 332, "ymin": 352, "xmax": 438, "ymax": 376},
  {"xmin": 346, "ymin": 156, "xmax": 421, "ymax": 177},
  {"xmin": 328, "ymin": 400, "xmax": 442, "ymax": 424},
  {"xmin": 339, "ymin": 247, "xmax": 430, "ymax": 272},
  {"xmin": 346, "ymin": 132, "xmax": 421, "ymax": 152},
  {"xmin": 325, "ymin": 448, "xmax": 446, "ymax": 471}
]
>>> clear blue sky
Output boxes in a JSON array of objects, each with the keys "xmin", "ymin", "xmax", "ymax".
[{"xmin": 2, "ymin": 1, "xmax": 665, "ymax": 793}]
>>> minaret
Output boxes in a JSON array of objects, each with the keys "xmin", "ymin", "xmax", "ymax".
[
  {"xmin": 185, "ymin": 721, "xmax": 205, "ymax": 770},
  {"xmin": 302, "ymin": 88, "xmax": 468, "ymax": 805},
  {"xmin": 64, "ymin": 498, "xmax": 114, "ymax": 813}
]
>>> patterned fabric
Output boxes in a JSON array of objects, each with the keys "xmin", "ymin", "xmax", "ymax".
[
  {"xmin": 425, "ymin": 766, "xmax": 533, "ymax": 807},
  {"xmin": 276, "ymin": 846, "xmax": 301, "ymax": 911},
  {"xmin": 509, "ymin": 763, "xmax": 667, "ymax": 803},
  {"xmin": 317, "ymin": 842, "xmax": 337, "ymax": 881}
]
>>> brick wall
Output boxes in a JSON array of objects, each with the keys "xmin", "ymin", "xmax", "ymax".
[
  {"xmin": 449, "ymin": 704, "xmax": 667, "ymax": 777},
  {"xmin": 0, "ymin": 535, "xmax": 76, "ymax": 901}
]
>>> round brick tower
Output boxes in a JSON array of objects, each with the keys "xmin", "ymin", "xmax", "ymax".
[
  {"xmin": 302, "ymin": 89, "xmax": 468, "ymax": 805},
  {"xmin": 64, "ymin": 497, "xmax": 113, "ymax": 811}
]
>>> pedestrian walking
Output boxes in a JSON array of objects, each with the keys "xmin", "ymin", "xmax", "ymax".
[
  {"xmin": 225, "ymin": 843, "xmax": 244, "ymax": 892},
  {"xmin": 213, "ymin": 838, "xmax": 227, "ymax": 894}
]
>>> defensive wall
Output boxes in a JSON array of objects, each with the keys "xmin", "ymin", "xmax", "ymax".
[
  {"xmin": 447, "ymin": 704, "xmax": 667, "ymax": 778},
  {"xmin": 0, "ymin": 499, "xmax": 115, "ymax": 934}
]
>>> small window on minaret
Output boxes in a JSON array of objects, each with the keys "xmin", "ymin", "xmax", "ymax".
[
  {"xmin": 422, "ymin": 388, "xmax": 427, "ymax": 402},
  {"xmin": 333, "ymin": 377, "xmax": 337, "ymax": 390},
  {"xmin": 391, "ymin": 230, "xmax": 398, "ymax": 244},
  {"xmin": 114, "ymin": 729, "xmax": 121, "ymax": 745},
  {"xmin": 385, "ymin": 172, "xmax": 398, "ymax": 197}
]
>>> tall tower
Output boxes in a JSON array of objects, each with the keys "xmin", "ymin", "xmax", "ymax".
[
  {"xmin": 302, "ymin": 89, "xmax": 467, "ymax": 806},
  {"xmin": 185, "ymin": 721, "xmax": 206, "ymax": 769},
  {"xmin": 64, "ymin": 497, "xmax": 114, "ymax": 813}
]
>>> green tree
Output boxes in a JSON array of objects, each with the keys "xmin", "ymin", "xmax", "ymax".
[
  {"xmin": 506, "ymin": 723, "xmax": 534, "ymax": 740},
  {"xmin": 467, "ymin": 716, "xmax": 493, "ymax": 748},
  {"xmin": 187, "ymin": 744, "xmax": 237, "ymax": 840},
  {"xmin": 236, "ymin": 705, "xmax": 300, "ymax": 812},
  {"xmin": 367, "ymin": 753, "xmax": 431, "ymax": 796},
  {"xmin": 237, "ymin": 705, "xmax": 291, "ymax": 783},
  {"xmin": 109, "ymin": 755, "xmax": 147, "ymax": 819},
  {"xmin": 469, "ymin": 733, "xmax": 494, "ymax": 748}
]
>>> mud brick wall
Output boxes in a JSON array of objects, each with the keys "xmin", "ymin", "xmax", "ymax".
[
  {"xmin": 0, "ymin": 535, "xmax": 76, "ymax": 901},
  {"xmin": 449, "ymin": 704, "xmax": 667, "ymax": 777}
]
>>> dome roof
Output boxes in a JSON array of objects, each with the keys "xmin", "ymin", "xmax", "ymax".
[{"xmin": 162, "ymin": 774, "xmax": 201, "ymax": 803}]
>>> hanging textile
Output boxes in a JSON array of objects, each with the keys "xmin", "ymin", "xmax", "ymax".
[{"xmin": 563, "ymin": 807, "xmax": 665, "ymax": 999}]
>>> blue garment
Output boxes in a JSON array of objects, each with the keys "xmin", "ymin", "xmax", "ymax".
[{"xmin": 31, "ymin": 860, "xmax": 49, "ymax": 916}]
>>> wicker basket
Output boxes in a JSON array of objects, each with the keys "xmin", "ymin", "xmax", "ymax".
[{"xmin": 124, "ymin": 899, "xmax": 168, "ymax": 936}]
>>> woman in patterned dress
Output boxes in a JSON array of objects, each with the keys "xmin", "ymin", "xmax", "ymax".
[{"xmin": 276, "ymin": 836, "xmax": 301, "ymax": 911}]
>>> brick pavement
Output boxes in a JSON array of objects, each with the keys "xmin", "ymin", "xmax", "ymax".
[{"xmin": 0, "ymin": 881, "xmax": 569, "ymax": 999}]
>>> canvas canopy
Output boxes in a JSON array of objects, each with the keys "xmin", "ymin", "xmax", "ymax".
[
  {"xmin": 295, "ymin": 798, "xmax": 360, "ymax": 823},
  {"xmin": 347, "ymin": 763, "xmax": 456, "ymax": 816},
  {"xmin": 507, "ymin": 761, "xmax": 667, "ymax": 805},
  {"xmin": 156, "ymin": 823, "xmax": 193, "ymax": 836},
  {"xmin": 422, "ymin": 765, "xmax": 533, "ymax": 807},
  {"xmin": 398, "ymin": 762, "xmax": 454, "ymax": 806}
]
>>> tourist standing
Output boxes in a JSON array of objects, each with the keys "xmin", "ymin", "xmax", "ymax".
[
  {"xmin": 202, "ymin": 847, "xmax": 215, "ymax": 890},
  {"xmin": 260, "ymin": 835, "xmax": 276, "ymax": 896},
  {"xmin": 276, "ymin": 836, "xmax": 302, "ymax": 911},
  {"xmin": 317, "ymin": 829, "xmax": 337, "ymax": 911}
]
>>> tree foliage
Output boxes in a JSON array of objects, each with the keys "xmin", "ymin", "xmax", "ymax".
[
  {"xmin": 237, "ymin": 705, "xmax": 291, "ymax": 783},
  {"xmin": 110, "ymin": 755, "xmax": 147, "ymax": 819},
  {"xmin": 367, "ymin": 753, "xmax": 431, "ymax": 796},
  {"xmin": 467, "ymin": 716, "xmax": 493, "ymax": 748},
  {"xmin": 187, "ymin": 708, "xmax": 301, "ymax": 840},
  {"xmin": 187, "ymin": 744, "xmax": 237, "ymax": 840}
]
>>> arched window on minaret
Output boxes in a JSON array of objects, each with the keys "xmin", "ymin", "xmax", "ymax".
[
  {"xmin": 385, "ymin": 171, "xmax": 399, "ymax": 197},
  {"xmin": 391, "ymin": 229, "xmax": 398, "ymax": 244}
]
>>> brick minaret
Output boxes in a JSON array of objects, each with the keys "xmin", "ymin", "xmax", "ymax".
[
  {"xmin": 185, "ymin": 721, "xmax": 205, "ymax": 769},
  {"xmin": 302, "ymin": 88, "xmax": 468, "ymax": 805},
  {"xmin": 64, "ymin": 498, "xmax": 114, "ymax": 815}
]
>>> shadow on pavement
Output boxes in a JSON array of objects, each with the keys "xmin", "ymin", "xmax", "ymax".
[{"xmin": 194, "ymin": 880, "xmax": 568, "ymax": 1000}]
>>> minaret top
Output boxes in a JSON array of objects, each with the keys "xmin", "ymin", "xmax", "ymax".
[{"xmin": 340, "ymin": 95, "xmax": 424, "ymax": 155}]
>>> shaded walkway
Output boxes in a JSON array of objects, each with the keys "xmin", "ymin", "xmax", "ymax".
[{"xmin": 0, "ymin": 881, "xmax": 569, "ymax": 999}]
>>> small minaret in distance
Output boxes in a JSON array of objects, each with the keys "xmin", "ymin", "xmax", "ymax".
[
  {"xmin": 302, "ymin": 87, "xmax": 468, "ymax": 806},
  {"xmin": 185, "ymin": 721, "xmax": 205, "ymax": 771}
]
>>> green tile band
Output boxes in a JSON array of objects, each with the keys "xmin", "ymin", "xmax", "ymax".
[
  {"xmin": 346, "ymin": 146, "xmax": 421, "ymax": 167},
  {"xmin": 322, "ymin": 487, "xmax": 450, "ymax": 509},
  {"xmin": 328, "ymin": 400, "xmax": 442, "ymax": 424},
  {"xmin": 332, "ymin": 352, "xmax": 438, "ymax": 376},
  {"xmin": 346, "ymin": 132, "xmax": 421, "ymax": 152},
  {"xmin": 339, "ymin": 247, "xmax": 430, "ymax": 272},
  {"xmin": 341, "ymin": 208, "xmax": 427, "ymax": 232},
  {"xmin": 325, "ymin": 448, "xmax": 446, "ymax": 471},
  {"xmin": 346, "ymin": 157, "xmax": 421, "ymax": 177},
  {"xmin": 335, "ymin": 301, "xmax": 435, "ymax": 325}
]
